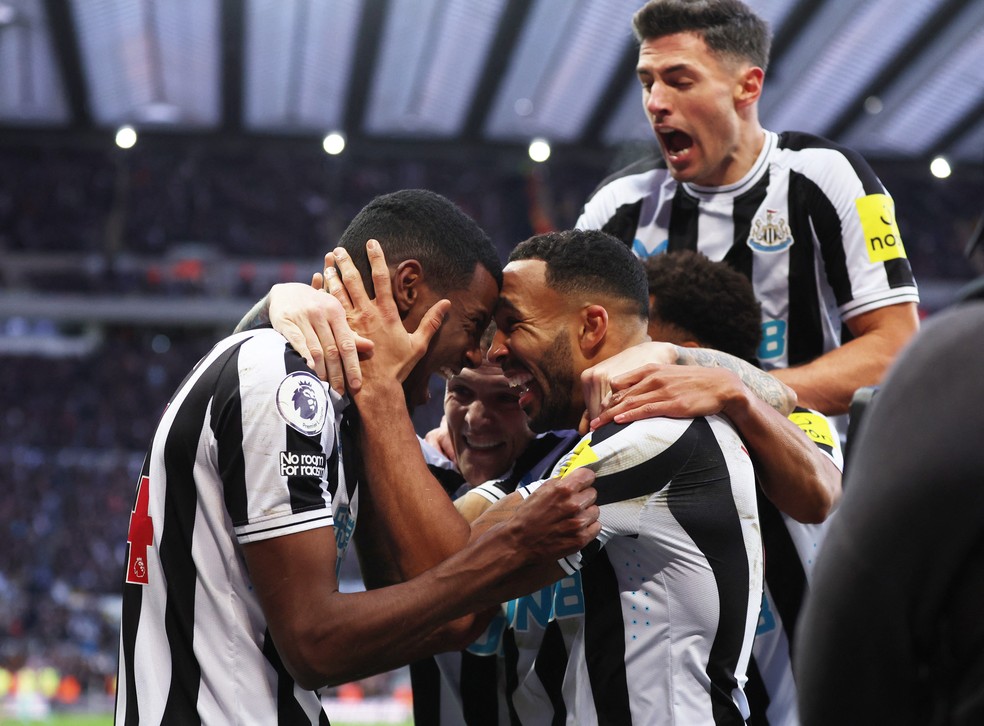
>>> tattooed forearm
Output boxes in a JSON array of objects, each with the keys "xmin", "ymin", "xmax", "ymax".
[
  {"xmin": 674, "ymin": 345, "xmax": 796, "ymax": 414},
  {"xmin": 233, "ymin": 293, "xmax": 272, "ymax": 333}
]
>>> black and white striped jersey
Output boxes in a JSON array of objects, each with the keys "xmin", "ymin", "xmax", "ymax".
[
  {"xmin": 116, "ymin": 328, "xmax": 354, "ymax": 725},
  {"xmin": 411, "ymin": 431, "xmax": 580, "ymax": 726},
  {"xmin": 575, "ymin": 130, "xmax": 919, "ymax": 373},
  {"xmin": 485, "ymin": 414, "xmax": 762, "ymax": 725},
  {"xmin": 746, "ymin": 408, "xmax": 844, "ymax": 726}
]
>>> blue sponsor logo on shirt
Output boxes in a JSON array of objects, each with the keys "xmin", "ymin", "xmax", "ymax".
[
  {"xmin": 466, "ymin": 573, "xmax": 585, "ymax": 655},
  {"xmin": 632, "ymin": 238, "xmax": 668, "ymax": 258},
  {"xmin": 333, "ymin": 505, "xmax": 355, "ymax": 576}
]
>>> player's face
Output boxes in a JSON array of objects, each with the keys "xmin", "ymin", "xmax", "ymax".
[
  {"xmin": 444, "ymin": 362, "xmax": 536, "ymax": 487},
  {"xmin": 404, "ymin": 263, "xmax": 499, "ymax": 410},
  {"xmin": 490, "ymin": 260, "xmax": 580, "ymax": 433},
  {"xmin": 638, "ymin": 32, "xmax": 751, "ymax": 187}
]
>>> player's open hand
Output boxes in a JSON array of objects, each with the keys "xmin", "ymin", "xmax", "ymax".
[
  {"xmin": 580, "ymin": 341, "xmax": 677, "ymax": 426},
  {"xmin": 268, "ymin": 282, "xmax": 373, "ymax": 393},
  {"xmin": 589, "ymin": 363, "xmax": 746, "ymax": 430},
  {"xmin": 513, "ymin": 467, "xmax": 600, "ymax": 562},
  {"xmin": 324, "ymin": 239, "xmax": 450, "ymax": 387}
]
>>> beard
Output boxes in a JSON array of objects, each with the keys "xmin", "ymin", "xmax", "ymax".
[{"xmin": 527, "ymin": 332, "xmax": 578, "ymax": 433}]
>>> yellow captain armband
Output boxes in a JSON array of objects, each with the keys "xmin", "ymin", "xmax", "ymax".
[
  {"xmin": 856, "ymin": 193, "xmax": 907, "ymax": 263},
  {"xmin": 789, "ymin": 411, "xmax": 835, "ymax": 448},
  {"xmin": 557, "ymin": 438, "xmax": 599, "ymax": 479}
]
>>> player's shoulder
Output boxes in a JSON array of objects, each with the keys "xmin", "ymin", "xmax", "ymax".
[
  {"xmin": 582, "ymin": 153, "xmax": 668, "ymax": 205},
  {"xmin": 775, "ymin": 130, "xmax": 880, "ymax": 185},
  {"xmin": 588, "ymin": 416, "xmax": 706, "ymax": 456},
  {"xmin": 228, "ymin": 328, "xmax": 329, "ymax": 394},
  {"xmin": 776, "ymin": 130, "xmax": 853, "ymax": 155}
]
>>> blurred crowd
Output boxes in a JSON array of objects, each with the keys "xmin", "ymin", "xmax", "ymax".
[
  {"xmin": 2, "ymin": 144, "xmax": 979, "ymax": 300},
  {"xmin": 0, "ymin": 328, "xmax": 214, "ymax": 705},
  {"xmin": 0, "ymin": 141, "xmax": 981, "ymax": 708}
]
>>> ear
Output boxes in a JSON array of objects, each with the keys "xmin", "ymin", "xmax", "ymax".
[
  {"xmin": 578, "ymin": 304, "xmax": 609, "ymax": 356},
  {"xmin": 735, "ymin": 65, "xmax": 764, "ymax": 110},
  {"xmin": 392, "ymin": 259, "xmax": 424, "ymax": 316}
]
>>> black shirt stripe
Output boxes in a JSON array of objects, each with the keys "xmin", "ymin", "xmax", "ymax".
[
  {"xmin": 668, "ymin": 418, "xmax": 750, "ymax": 726},
  {"xmin": 159, "ymin": 346, "xmax": 240, "ymax": 723},
  {"xmin": 582, "ymin": 550, "xmax": 632, "ymax": 725}
]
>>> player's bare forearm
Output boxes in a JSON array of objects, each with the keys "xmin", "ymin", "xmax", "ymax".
[
  {"xmin": 355, "ymin": 377, "xmax": 473, "ymax": 580},
  {"xmin": 674, "ymin": 346, "xmax": 796, "ymax": 415},
  {"xmin": 724, "ymin": 392, "xmax": 841, "ymax": 522},
  {"xmin": 352, "ymin": 492, "xmax": 404, "ymax": 590},
  {"xmin": 770, "ymin": 302, "xmax": 919, "ymax": 415},
  {"xmin": 247, "ymin": 524, "xmax": 551, "ymax": 690},
  {"xmin": 234, "ymin": 293, "xmax": 271, "ymax": 333}
]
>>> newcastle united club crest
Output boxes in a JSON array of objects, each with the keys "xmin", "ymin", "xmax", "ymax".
[{"xmin": 748, "ymin": 209, "xmax": 793, "ymax": 253}]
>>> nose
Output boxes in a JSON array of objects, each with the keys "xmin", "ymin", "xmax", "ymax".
[
  {"xmin": 464, "ymin": 398, "xmax": 490, "ymax": 427},
  {"xmin": 645, "ymin": 84, "xmax": 669, "ymax": 121},
  {"xmin": 488, "ymin": 329, "xmax": 508, "ymax": 366}
]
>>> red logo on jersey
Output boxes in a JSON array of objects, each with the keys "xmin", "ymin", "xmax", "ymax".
[{"xmin": 126, "ymin": 476, "xmax": 155, "ymax": 585}]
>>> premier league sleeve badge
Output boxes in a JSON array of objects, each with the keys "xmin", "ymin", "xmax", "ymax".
[{"xmin": 276, "ymin": 371, "xmax": 330, "ymax": 435}]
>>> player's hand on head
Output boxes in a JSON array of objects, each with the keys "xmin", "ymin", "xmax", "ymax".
[
  {"xmin": 514, "ymin": 467, "xmax": 601, "ymax": 561},
  {"xmin": 590, "ymin": 364, "xmax": 743, "ymax": 430},
  {"xmin": 326, "ymin": 239, "xmax": 450, "ymax": 388},
  {"xmin": 581, "ymin": 341, "xmax": 678, "ymax": 423},
  {"xmin": 268, "ymin": 282, "xmax": 372, "ymax": 393}
]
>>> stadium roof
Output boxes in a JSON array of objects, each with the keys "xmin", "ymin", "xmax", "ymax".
[{"xmin": 1, "ymin": 0, "xmax": 983, "ymax": 164}]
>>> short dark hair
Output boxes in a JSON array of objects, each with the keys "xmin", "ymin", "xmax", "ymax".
[
  {"xmin": 509, "ymin": 230, "xmax": 649, "ymax": 320},
  {"xmin": 632, "ymin": 0, "xmax": 771, "ymax": 72},
  {"xmin": 645, "ymin": 250, "xmax": 762, "ymax": 362},
  {"xmin": 339, "ymin": 189, "xmax": 502, "ymax": 296}
]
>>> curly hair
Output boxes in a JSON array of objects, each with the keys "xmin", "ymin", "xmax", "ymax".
[{"xmin": 645, "ymin": 250, "xmax": 762, "ymax": 362}]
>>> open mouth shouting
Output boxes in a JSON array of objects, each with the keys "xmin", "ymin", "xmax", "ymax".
[{"xmin": 657, "ymin": 126, "xmax": 694, "ymax": 164}]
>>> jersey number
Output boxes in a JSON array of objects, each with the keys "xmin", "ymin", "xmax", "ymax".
[{"xmin": 758, "ymin": 320, "xmax": 786, "ymax": 361}]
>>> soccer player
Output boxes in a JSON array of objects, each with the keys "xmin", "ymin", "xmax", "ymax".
[
  {"xmin": 409, "ymin": 345, "xmax": 581, "ymax": 726},
  {"xmin": 326, "ymin": 229, "xmax": 766, "ymax": 724},
  {"xmin": 576, "ymin": 0, "xmax": 920, "ymax": 419},
  {"xmin": 586, "ymin": 251, "xmax": 842, "ymax": 724},
  {"xmin": 114, "ymin": 189, "xmax": 601, "ymax": 724}
]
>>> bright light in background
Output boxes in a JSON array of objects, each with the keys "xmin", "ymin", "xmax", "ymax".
[
  {"xmin": 930, "ymin": 156, "xmax": 952, "ymax": 179},
  {"xmin": 0, "ymin": 3, "xmax": 17, "ymax": 25},
  {"xmin": 322, "ymin": 132, "xmax": 346, "ymax": 155},
  {"xmin": 528, "ymin": 138, "xmax": 550, "ymax": 163},
  {"xmin": 115, "ymin": 125, "xmax": 137, "ymax": 149}
]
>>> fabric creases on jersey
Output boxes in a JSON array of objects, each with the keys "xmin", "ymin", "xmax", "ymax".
[
  {"xmin": 410, "ymin": 431, "xmax": 578, "ymax": 726},
  {"xmin": 116, "ymin": 329, "xmax": 346, "ymax": 725},
  {"xmin": 509, "ymin": 416, "xmax": 761, "ymax": 726}
]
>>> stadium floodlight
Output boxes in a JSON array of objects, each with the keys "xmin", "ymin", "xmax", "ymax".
[
  {"xmin": 930, "ymin": 156, "xmax": 951, "ymax": 179},
  {"xmin": 322, "ymin": 132, "xmax": 346, "ymax": 156},
  {"xmin": 528, "ymin": 138, "xmax": 550, "ymax": 163},
  {"xmin": 115, "ymin": 125, "xmax": 137, "ymax": 149}
]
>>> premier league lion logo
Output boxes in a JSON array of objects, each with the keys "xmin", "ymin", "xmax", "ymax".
[{"xmin": 276, "ymin": 372, "xmax": 329, "ymax": 435}]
